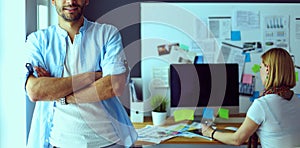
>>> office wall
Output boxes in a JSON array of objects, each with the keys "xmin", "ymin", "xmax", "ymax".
[{"xmin": 141, "ymin": 2, "xmax": 300, "ymax": 113}]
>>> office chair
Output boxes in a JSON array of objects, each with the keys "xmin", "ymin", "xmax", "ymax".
[{"xmin": 247, "ymin": 133, "xmax": 258, "ymax": 148}]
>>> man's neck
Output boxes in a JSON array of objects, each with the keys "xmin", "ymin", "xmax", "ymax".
[{"xmin": 58, "ymin": 17, "xmax": 84, "ymax": 43}]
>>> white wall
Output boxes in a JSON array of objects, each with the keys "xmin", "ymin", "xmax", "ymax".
[{"xmin": 0, "ymin": 1, "xmax": 27, "ymax": 148}]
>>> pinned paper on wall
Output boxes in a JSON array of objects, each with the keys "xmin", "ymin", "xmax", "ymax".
[
  {"xmin": 252, "ymin": 64, "xmax": 260, "ymax": 73},
  {"xmin": 152, "ymin": 67, "xmax": 169, "ymax": 88},
  {"xmin": 173, "ymin": 109, "xmax": 195, "ymax": 122},
  {"xmin": 218, "ymin": 108, "xmax": 229, "ymax": 119},
  {"xmin": 202, "ymin": 108, "xmax": 214, "ymax": 119},
  {"xmin": 242, "ymin": 74, "xmax": 253, "ymax": 84},
  {"xmin": 208, "ymin": 17, "xmax": 231, "ymax": 40},
  {"xmin": 296, "ymin": 72, "xmax": 299, "ymax": 82},
  {"xmin": 244, "ymin": 53, "xmax": 251, "ymax": 62},
  {"xmin": 157, "ymin": 43, "xmax": 179, "ymax": 56}
]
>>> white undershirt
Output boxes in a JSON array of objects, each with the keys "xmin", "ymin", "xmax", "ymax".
[{"xmin": 49, "ymin": 35, "xmax": 119, "ymax": 148}]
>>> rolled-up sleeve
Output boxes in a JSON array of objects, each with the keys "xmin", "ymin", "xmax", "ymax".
[
  {"xmin": 101, "ymin": 26, "xmax": 127, "ymax": 77},
  {"xmin": 23, "ymin": 33, "xmax": 45, "ymax": 91}
]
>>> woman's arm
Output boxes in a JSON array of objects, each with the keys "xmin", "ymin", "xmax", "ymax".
[{"xmin": 202, "ymin": 117, "xmax": 259, "ymax": 146}]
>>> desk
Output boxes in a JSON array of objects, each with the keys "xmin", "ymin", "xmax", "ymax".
[{"xmin": 133, "ymin": 116, "xmax": 248, "ymax": 147}]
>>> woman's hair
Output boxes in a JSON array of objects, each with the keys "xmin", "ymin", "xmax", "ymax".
[{"xmin": 261, "ymin": 48, "xmax": 296, "ymax": 90}]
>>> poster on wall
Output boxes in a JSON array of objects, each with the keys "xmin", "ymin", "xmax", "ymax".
[
  {"xmin": 232, "ymin": 10, "xmax": 260, "ymax": 30},
  {"xmin": 295, "ymin": 18, "xmax": 300, "ymax": 40},
  {"xmin": 217, "ymin": 42, "xmax": 245, "ymax": 82},
  {"xmin": 263, "ymin": 15, "xmax": 290, "ymax": 51},
  {"xmin": 208, "ymin": 17, "xmax": 231, "ymax": 40}
]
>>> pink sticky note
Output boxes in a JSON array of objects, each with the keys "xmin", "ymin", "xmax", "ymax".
[{"xmin": 242, "ymin": 74, "xmax": 253, "ymax": 84}]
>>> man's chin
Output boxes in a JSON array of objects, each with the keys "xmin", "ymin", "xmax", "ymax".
[{"xmin": 62, "ymin": 15, "xmax": 81, "ymax": 22}]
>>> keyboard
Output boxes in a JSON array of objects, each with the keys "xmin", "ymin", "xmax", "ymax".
[{"xmin": 214, "ymin": 117, "xmax": 245, "ymax": 123}]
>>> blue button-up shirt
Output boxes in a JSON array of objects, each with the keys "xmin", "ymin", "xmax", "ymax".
[{"xmin": 24, "ymin": 18, "xmax": 137, "ymax": 148}]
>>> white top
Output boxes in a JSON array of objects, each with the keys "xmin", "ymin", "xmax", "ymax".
[
  {"xmin": 49, "ymin": 35, "xmax": 119, "ymax": 148},
  {"xmin": 247, "ymin": 94, "xmax": 300, "ymax": 148}
]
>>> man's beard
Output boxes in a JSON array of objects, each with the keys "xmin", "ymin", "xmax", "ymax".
[{"xmin": 57, "ymin": 4, "xmax": 84, "ymax": 22}]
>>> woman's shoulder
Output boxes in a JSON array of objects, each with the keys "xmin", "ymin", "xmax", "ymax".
[
  {"xmin": 251, "ymin": 94, "xmax": 283, "ymax": 107},
  {"xmin": 256, "ymin": 94, "xmax": 281, "ymax": 101}
]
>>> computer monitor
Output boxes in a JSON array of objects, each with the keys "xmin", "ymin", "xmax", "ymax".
[{"xmin": 170, "ymin": 63, "xmax": 239, "ymax": 116}]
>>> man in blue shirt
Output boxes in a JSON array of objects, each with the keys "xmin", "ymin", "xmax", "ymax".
[{"xmin": 24, "ymin": 0, "xmax": 137, "ymax": 147}]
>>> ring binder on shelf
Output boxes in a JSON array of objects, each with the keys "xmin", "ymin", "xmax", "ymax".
[{"xmin": 129, "ymin": 78, "xmax": 144, "ymax": 123}]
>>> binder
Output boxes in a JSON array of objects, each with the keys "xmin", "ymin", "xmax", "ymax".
[{"xmin": 129, "ymin": 79, "xmax": 144, "ymax": 123}]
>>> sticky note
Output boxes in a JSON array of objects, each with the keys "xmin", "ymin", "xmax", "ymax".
[
  {"xmin": 242, "ymin": 74, "xmax": 253, "ymax": 84},
  {"xmin": 194, "ymin": 55, "xmax": 203, "ymax": 64},
  {"xmin": 252, "ymin": 64, "xmax": 260, "ymax": 73},
  {"xmin": 218, "ymin": 108, "xmax": 229, "ymax": 119},
  {"xmin": 173, "ymin": 109, "xmax": 194, "ymax": 122},
  {"xmin": 253, "ymin": 91, "xmax": 260, "ymax": 98},
  {"xmin": 202, "ymin": 108, "xmax": 214, "ymax": 120},
  {"xmin": 244, "ymin": 53, "xmax": 251, "ymax": 62},
  {"xmin": 179, "ymin": 43, "xmax": 189, "ymax": 51},
  {"xmin": 231, "ymin": 31, "xmax": 241, "ymax": 41},
  {"xmin": 250, "ymin": 91, "xmax": 260, "ymax": 102},
  {"xmin": 296, "ymin": 72, "xmax": 299, "ymax": 82}
]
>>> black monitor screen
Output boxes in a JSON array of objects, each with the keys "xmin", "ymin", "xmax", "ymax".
[{"xmin": 170, "ymin": 64, "xmax": 239, "ymax": 108}]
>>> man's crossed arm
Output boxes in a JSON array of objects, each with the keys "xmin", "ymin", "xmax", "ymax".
[{"xmin": 25, "ymin": 66, "xmax": 126, "ymax": 103}]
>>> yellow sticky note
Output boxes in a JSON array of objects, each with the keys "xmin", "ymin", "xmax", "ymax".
[
  {"xmin": 173, "ymin": 109, "xmax": 194, "ymax": 122},
  {"xmin": 173, "ymin": 125, "xmax": 186, "ymax": 131},
  {"xmin": 218, "ymin": 108, "xmax": 229, "ymax": 119},
  {"xmin": 296, "ymin": 72, "xmax": 299, "ymax": 82}
]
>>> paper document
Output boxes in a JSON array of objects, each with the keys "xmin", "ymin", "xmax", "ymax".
[
  {"xmin": 136, "ymin": 123, "xmax": 212, "ymax": 144},
  {"xmin": 295, "ymin": 18, "xmax": 300, "ymax": 40},
  {"xmin": 217, "ymin": 42, "xmax": 245, "ymax": 82},
  {"xmin": 208, "ymin": 17, "xmax": 231, "ymax": 40},
  {"xmin": 136, "ymin": 125, "xmax": 177, "ymax": 144},
  {"xmin": 263, "ymin": 15, "xmax": 290, "ymax": 50},
  {"xmin": 232, "ymin": 10, "xmax": 260, "ymax": 30}
]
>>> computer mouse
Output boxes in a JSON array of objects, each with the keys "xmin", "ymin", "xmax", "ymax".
[{"xmin": 224, "ymin": 126, "xmax": 238, "ymax": 131}]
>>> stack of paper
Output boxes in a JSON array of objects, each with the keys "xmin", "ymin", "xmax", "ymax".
[{"xmin": 136, "ymin": 123, "xmax": 212, "ymax": 144}]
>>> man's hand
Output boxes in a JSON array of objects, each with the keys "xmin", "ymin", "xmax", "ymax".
[
  {"xmin": 65, "ymin": 73, "xmax": 126, "ymax": 103},
  {"xmin": 34, "ymin": 66, "xmax": 51, "ymax": 77},
  {"xmin": 32, "ymin": 66, "xmax": 123, "ymax": 103},
  {"xmin": 26, "ymin": 66, "xmax": 103, "ymax": 102},
  {"xmin": 34, "ymin": 66, "xmax": 102, "ymax": 80}
]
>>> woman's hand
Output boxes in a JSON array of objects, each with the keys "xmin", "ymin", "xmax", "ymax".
[{"xmin": 201, "ymin": 123, "xmax": 214, "ymax": 138}]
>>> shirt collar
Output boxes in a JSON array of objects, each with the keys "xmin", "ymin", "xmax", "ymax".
[
  {"xmin": 79, "ymin": 17, "xmax": 88, "ymax": 34},
  {"xmin": 55, "ymin": 17, "xmax": 89, "ymax": 37}
]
